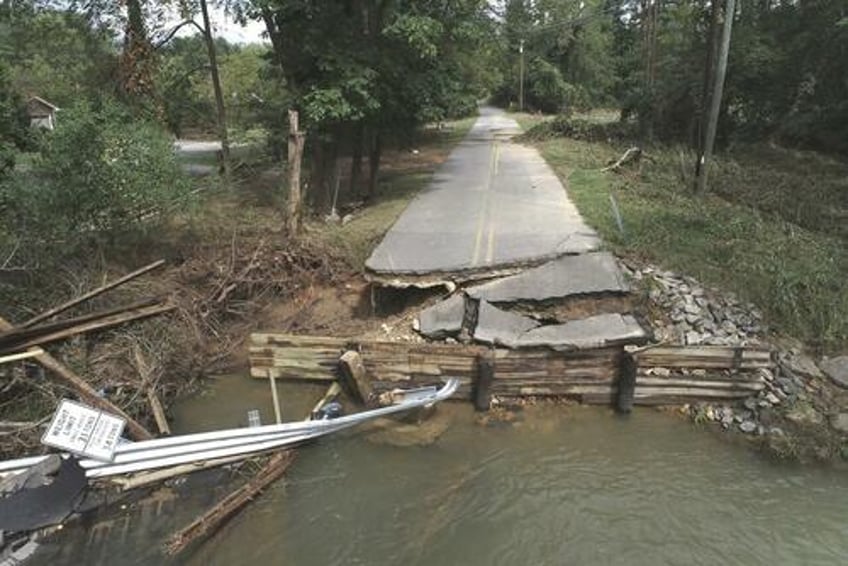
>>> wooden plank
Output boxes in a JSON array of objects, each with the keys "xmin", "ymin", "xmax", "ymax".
[{"xmin": 636, "ymin": 345, "xmax": 772, "ymax": 369}]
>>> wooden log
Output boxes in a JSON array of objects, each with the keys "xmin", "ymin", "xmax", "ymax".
[
  {"xmin": 0, "ymin": 314, "xmax": 153, "ymax": 440},
  {"xmin": 22, "ymin": 259, "xmax": 165, "ymax": 327},
  {"xmin": 474, "ymin": 351, "xmax": 495, "ymax": 412},
  {"xmin": 165, "ymin": 450, "xmax": 296, "ymax": 556},
  {"xmin": 338, "ymin": 350, "xmax": 371, "ymax": 404}
]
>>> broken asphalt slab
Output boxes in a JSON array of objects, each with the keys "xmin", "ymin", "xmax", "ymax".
[
  {"xmin": 473, "ymin": 301, "xmax": 541, "ymax": 346},
  {"xmin": 513, "ymin": 313, "xmax": 648, "ymax": 351},
  {"xmin": 471, "ymin": 302, "xmax": 646, "ymax": 351},
  {"xmin": 467, "ymin": 252, "xmax": 629, "ymax": 303},
  {"xmin": 365, "ymin": 107, "xmax": 600, "ymax": 280},
  {"xmin": 415, "ymin": 295, "xmax": 466, "ymax": 339}
]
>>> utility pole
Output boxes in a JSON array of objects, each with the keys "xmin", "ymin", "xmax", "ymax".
[
  {"xmin": 519, "ymin": 39, "xmax": 525, "ymax": 112},
  {"xmin": 694, "ymin": 0, "xmax": 736, "ymax": 195}
]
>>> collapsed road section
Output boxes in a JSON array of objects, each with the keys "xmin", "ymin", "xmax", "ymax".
[{"xmin": 349, "ymin": 107, "xmax": 773, "ymax": 410}]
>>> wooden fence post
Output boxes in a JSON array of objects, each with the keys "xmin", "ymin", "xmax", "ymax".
[{"xmin": 286, "ymin": 110, "xmax": 306, "ymax": 234}]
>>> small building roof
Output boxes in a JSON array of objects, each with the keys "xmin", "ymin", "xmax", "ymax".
[{"xmin": 27, "ymin": 96, "xmax": 60, "ymax": 114}]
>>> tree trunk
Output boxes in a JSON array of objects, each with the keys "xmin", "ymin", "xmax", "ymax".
[
  {"xmin": 367, "ymin": 130, "xmax": 382, "ymax": 202},
  {"xmin": 694, "ymin": 0, "xmax": 736, "ymax": 195},
  {"xmin": 119, "ymin": 0, "xmax": 156, "ymax": 103},
  {"xmin": 199, "ymin": 0, "xmax": 231, "ymax": 182},
  {"xmin": 695, "ymin": 0, "xmax": 722, "ymax": 152},
  {"xmin": 286, "ymin": 110, "xmax": 306, "ymax": 235},
  {"xmin": 350, "ymin": 122, "xmax": 364, "ymax": 196}
]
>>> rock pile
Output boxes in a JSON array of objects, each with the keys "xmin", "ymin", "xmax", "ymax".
[
  {"xmin": 622, "ymin": 263, "xmax": 765, "ymax": 346},
  {"xmin": 624, "ymin": 260, "xmax": 847, "ymax": 455}
]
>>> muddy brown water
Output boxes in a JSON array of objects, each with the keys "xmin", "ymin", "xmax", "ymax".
[{"xmin": 33, "ymin": 375, "xmax": 848, "ymax": 565}]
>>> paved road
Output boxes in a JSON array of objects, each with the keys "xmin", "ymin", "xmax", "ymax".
[{"xmin": 366, "ymin": 107, "xmax": 600, "ymax": 279}]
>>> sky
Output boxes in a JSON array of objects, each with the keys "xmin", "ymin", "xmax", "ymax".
[
  {"xmin": 194, "ymin": 5, "xmax": 267, "ymax": 44},
  {"xmin": 173, "ymin": 4, "xmax": 268, "ymax": 43}
]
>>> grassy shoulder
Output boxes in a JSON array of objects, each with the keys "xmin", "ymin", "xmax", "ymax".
[{"xmin": 518, "ymin": 118, "xmax": 848, "ymax": 352}]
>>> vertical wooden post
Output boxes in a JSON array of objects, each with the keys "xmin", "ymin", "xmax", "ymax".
[
  {"xmin": 269, "ymin": 372, "xmax": 282, "ymax": 424},
  {"xmin": 616, "ymin": 352, "xmax": 637, "ymax": 414},
  {"xmin": 286, "ymin": 110, "xmax": 306, "ymax": 234},
  {"xmin": 474, "ymin": 351, "xmax": 495, "ymax": 412}
]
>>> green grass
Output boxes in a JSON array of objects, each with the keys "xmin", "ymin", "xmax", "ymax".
[{"xmin": 530, "ymin": 134, "xmax": 848, "ymax": 351}]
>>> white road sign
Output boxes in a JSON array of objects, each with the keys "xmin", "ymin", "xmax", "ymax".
[{"xmin": 41, "ymin": 399, "xmax": 126, "ymax": 462}]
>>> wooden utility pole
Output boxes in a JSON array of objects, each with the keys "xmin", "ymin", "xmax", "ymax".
[
  {"xmin": 518, "ymin": 39, "xmax": 525, "ymax": 112},
  {"xmin": 286, "ymin": 110, "xmax": 306, "ymax": 234},
  {"xmin": 694, "ymin": 0, "xmax": 736, "ymax": 195},
  {"xmin": 198, "ymin": 0, "xmax": 231, "ymax": 182}
]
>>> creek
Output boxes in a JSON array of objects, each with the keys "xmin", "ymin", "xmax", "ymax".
[{"xmin": 33, "ymin": 375, "xmax": 848, "ymax": 565}]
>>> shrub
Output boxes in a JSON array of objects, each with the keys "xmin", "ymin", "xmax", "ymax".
[{"xmin": 7, "ymin": 101, "xmax": 192, "ymax": 240}]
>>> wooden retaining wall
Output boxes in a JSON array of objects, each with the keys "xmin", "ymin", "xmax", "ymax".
[{"xmin": 249, "ymin": 333, "xmax": 771, "ymax": 406}]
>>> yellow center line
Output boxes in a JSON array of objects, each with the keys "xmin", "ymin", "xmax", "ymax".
[{"xmin": 471, "ymin": 140, "xmax": 499, "ymax": 266}]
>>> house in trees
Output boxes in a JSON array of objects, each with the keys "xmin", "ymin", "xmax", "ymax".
[{"xmin": 27, "ymin": 96, "xmax": 59, "ymax": 130}]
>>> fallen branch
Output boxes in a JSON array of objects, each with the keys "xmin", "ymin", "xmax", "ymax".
[
  {"xmin": 0, "ymin": 349, "xmax": 44, "ymax": 365},
  {"xmin": 22, "ymin": 260, "xmax": 166, "ymax": 327},
  {"xmin": 601, "ymin": 147, "xmax": 642, "ymax": 172},
  {"xmin": 164, "ymin": 450, "xmax": 296, "ymax": 556},
  {"xmin": 0, "ymin": 298, "xmax": 164, "ymax": 348},
  {"xmin": 0, "ymin": 302, "xmax": 175, "ymax": 353}
]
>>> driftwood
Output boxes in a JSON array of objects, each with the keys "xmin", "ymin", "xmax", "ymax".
[
  {"xmin": 21, "ymin": 259, "xmax": 166, "ymax": 327},
  {"xmin": 0, "ymin": 315, "xmax": 153, "ymax": 441},
  {"xmin": 164, "ymin": 450, "xmax": 296, "ymax": 556}
]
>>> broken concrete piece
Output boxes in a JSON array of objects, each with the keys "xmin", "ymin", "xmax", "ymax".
[
  {"xmin": 416, "ymin": 295, "xmax": 466, "ymax": 338},
  {"xmin": 473, "ymin": 301, "xmax": 540, "ymax": 346},
  {"xmin": 820, "ymin": 356, "xmax": 848, "ymax": 389},
  {"xmin": 466, "ymin": 252, "xmax": 629, "ymax": 303},
  {"xmin": 514, "ymin": 314, "xmax": 648, "ymax": 351}
]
